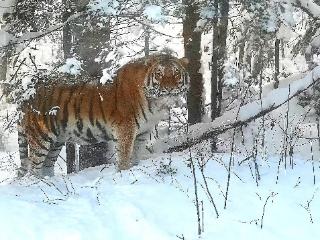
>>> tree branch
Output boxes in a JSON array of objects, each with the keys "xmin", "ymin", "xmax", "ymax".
[
  {"xmin": 294, "ymin": 0, "xmax": 320, "ymax": 20},
  {"xmin": 0, "ymin": 12, "xmax": 85, "ymax": 50},
  {"xmin": 152, "ymin": 67, "xmax": 320, "ymax": 153},
  {"xmin": 0, "ymin": 10, "xmax": 143, "ymax": 50}
]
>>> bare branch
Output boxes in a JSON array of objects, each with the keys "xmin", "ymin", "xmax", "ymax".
[
  {"xmin": 294, "ymin": 0, "xmax": 320, "ymax": 20},
  {"xmin": 260, "ymin": 192, "xmax": 278, "ymax": 229},
  {"xmin": 152, "ymin": 67, "xmax": 320, "ymax": 153}
]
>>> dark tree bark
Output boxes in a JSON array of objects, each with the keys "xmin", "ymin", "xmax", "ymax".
[
  {"xmin": 0, "ymin": 52, "xmax": 8, "ymax": 84},
  {"xmin": 66, "ymin": 143, "xmax": 77, "ymax": 173},
  {"xmin": 211, "ymin": 0, "xmax": 219, "ymax": 121},
  {"xmin": 183, "ymin": 0, "xmax": 204, "ymax": 125},
  {"xmin": 210, "ymin": 0, "xmax": 229, "ymax": 150},
  {"xmin": 144, "ymin": 25, "xmax": 150, "ymax": 57},
  {"xmin": 211, "ymin": 0, "xmax": 229, "ymax": 120},
  {"xmin": 274, "ymin": 38, "xmax": 280, "ymax": 89},
  {"xmin": 0, "ymin": 48, "xmax": 8, "ymax": 151},
  {"xmin": 62, "ymin": 0, "xmax": 77, "ymax": 174},
  {"xmin": 217, "ymin": 0, "xmax": 229, "ymax": 112},
  {"xmin": 62, "ymin": 0, "xmax": 74, "ymax": 59}
]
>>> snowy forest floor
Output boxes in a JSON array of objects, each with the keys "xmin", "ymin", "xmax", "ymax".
[{"xmin": 0, "ymin": 147, "xmax": 320, "ymax": 240}]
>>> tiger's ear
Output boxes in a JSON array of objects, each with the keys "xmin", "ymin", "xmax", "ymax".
[{"xmin": 179, "ymin": 57, "xmax": 189, "ymax": 67}]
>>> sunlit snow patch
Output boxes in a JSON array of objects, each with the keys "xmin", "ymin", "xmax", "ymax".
[
  {"xmin": 58, "ymin": 58, "xmax": 82, "ymax": 75},
  {"xmin": 143, "ymin": 5, "xmax": 165, "ymax": 22}
]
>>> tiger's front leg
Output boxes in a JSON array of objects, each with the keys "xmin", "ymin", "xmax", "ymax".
[
  {"xmin": 41, "ymin": 142, "xmax": 64, "ymax": 177},
  {"xmin": 116, "ymin": 122, "xmax": 137, "ymax": 170},
  {"xmin": 132, "ymin": 130, "xmax": 153, "ymax": 164}
]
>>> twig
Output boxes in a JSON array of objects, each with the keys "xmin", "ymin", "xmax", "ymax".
[
  {"xmin": 299, "ymin": 188, "xmax": 319, "ymax": 224},
  {"xmin": 197, "ymin": 158, "xmax": 219, "ymax": 218},
  {"xmin": 188, "ymin": 148, "xmax": 201, "ymax": 236},
  {"xmin": 224, "ymin": 87, "xmax": 249, "ymax": 209},
  {"xmin": 176, "ymin": 234, "xmax": 185, "ymax": 240},
  {"xmin": 309, "ymin": 137, "xmax": 316, "ymax": 185},
  {"xmin": 260, "ymin": 192, "xmax": 278, "ymax": 229}
]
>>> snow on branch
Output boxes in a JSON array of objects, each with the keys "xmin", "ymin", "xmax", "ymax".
[
  {"xmin": 294, "ymin": 0, "xmax": 320, "ymax": 20},
  {"xmin": 153, "ymin": 66, "xmax": 320, "ymax": 153},
  {"xmin": 0, "ymin": 12, "xmax": 84, "ymax": 49}
]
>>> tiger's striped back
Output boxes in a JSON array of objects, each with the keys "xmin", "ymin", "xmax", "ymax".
[{"xmin": 18, "ymin": 54, "xmax": 189, "ymax": 176}]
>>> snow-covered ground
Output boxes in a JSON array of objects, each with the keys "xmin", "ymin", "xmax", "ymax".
[{"xmin": 0, "ymin": 149, "xmax": 319, "ymax": 240}]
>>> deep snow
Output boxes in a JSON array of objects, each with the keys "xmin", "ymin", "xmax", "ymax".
[{"xmin": 0, "ymin": 150, "xmax": 319, "ymax": 240}]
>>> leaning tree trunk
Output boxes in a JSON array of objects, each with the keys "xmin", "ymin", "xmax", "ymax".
[{"xmin": 183, "ymin": 0, "xmax": 204, "ymax": 125}]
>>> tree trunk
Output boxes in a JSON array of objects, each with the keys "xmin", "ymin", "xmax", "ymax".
[
  {"xmin": 66, "ymin": 143, "xmax": 77, "ymax": 173},
  {"xmin": 62, "ymin": 0, "xmax": 77, "ymax": 174},
  {"xmin": 211, "ymin": 0, "xmax": 219, "ymax": 121},
  {"xmin": 217, "ymin": 0, "xmax": 229, "ymax": 114},
  {"xmin": 0, "ymin": 9, "xmax": 13, "ymax": 151},
  {"xmin": 274, "ymin": 38, "xmax": 280, "ymax": 89},
  {"xmin": 62, "ymin": 0, "xmax": 74, "ymax": 59},
  {"xmin": 211, "ymin": 0, "xmax": 229, "ymax": 120},
  {"xmin": 0, "ymin": 51, "xmax": 8, "ymax": 151},
  {"xmin": 183, "ymin": 1, "xmax": 204, "ymax": 125},
  {"xmin": 144, "ymin": 25, "xmax": 150, "ymax": 57},
  {"xmin": 210, "ymin": 0, "xmax": 229, "ymax": 150}
]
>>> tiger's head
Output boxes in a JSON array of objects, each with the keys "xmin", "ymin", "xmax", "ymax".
[{"xmin": 144, "ymin": 54, "xmax": 189, "ymax": 98}]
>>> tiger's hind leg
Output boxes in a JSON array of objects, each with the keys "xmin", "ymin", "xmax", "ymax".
[
  {"xmin": 18, "ymin": 130, "xmax": 30, "ymax": 177},
  {"xmin": 27, "ymin": 140, "xmax": 52, "ymax": 177},
  {"xmin": 41, "ymin": 142, "xmax": 64, "ymax": 177}
]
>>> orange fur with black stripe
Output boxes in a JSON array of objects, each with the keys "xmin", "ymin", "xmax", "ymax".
[{"xmin": 18, "ymin": 54, "xmax": 189, "ymax": 176}]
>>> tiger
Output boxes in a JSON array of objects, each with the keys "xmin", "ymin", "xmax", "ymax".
[{"xmin": 18, "ymin": 54, "xmax": 189, "ymax": 177}]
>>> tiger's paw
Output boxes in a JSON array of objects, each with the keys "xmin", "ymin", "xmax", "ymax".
[{"xmin": 117, "ymin": 162, "xmax": 133, "ymax": 171}]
